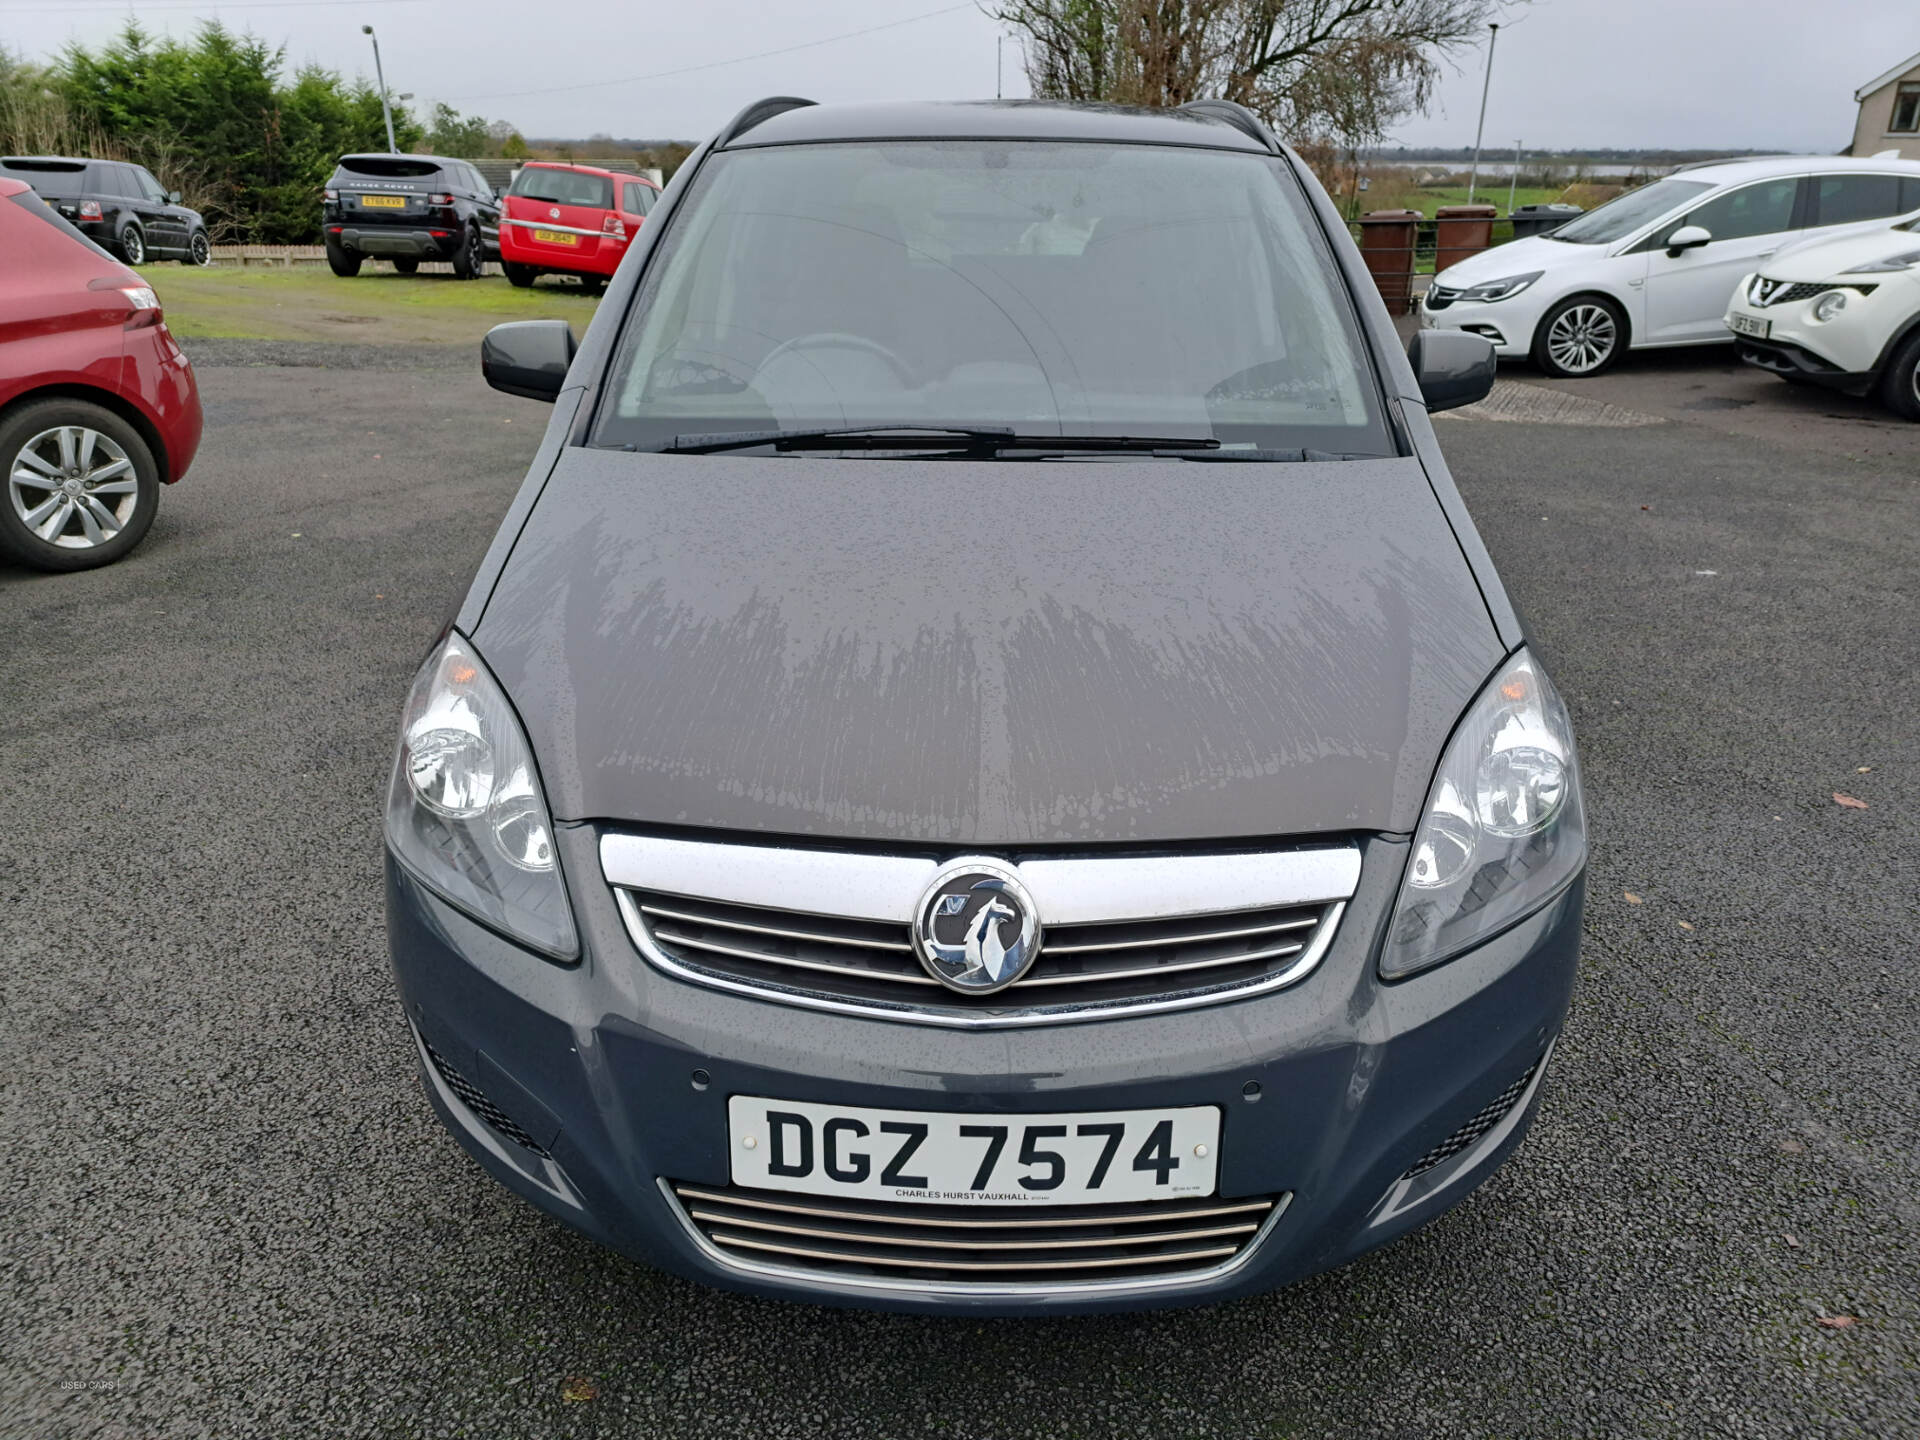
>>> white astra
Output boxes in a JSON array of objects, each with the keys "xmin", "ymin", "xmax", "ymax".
[{"xmin": 1420, "ymin": 157, "xmax": 1920, "ymax": 379}]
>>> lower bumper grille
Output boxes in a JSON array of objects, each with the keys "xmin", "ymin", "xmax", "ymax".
[
  {"xmin": 667, "ymin": 1181, "xmax": 1284, "ymax": 1290},
  {"xmin": 1403, "ymin": 1056, "xmax": 1542, "ymax": 1179},
  {"xmin": 420, "ymin": 1036, "xmax": 549, "ymax": 1158}
]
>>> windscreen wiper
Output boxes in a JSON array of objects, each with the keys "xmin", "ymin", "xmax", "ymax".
[
  {"xmin": 1155, "ymin": 448, "xmax": 1372, "ymax": 462},
  {"xmin": 660, "ymin": 426, "xmax": 1222, "ymax": 456}
]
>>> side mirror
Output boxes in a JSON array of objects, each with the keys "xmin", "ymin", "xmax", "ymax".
[
  {"xmin": 167, "ymin": 190, "xmax": 182, "ymax": 204},
  {"xmin": 482, "ymin": 320, "xmax": 576, "ymax": 402},
  {"xmin": 1665, "ymin": 224, "xmax": 1711, "ymax": 256},
  {"xmin": 1406, "ymin": 329, "xmax": 1496, "ymax": 413}
]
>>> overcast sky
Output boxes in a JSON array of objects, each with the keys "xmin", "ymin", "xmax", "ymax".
[{"xmin": 5, "ymin": 0, "xmax": 1915, "ymax": 153}]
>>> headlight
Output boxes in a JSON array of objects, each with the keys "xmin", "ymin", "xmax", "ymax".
[
  {"xmin": 1457, "ymin": 271, "xmax": 1543, "ymax": 303},
  {"xmin": 1843, "ymin": 249, "xmax": 1920, "ymax": 274},
  {"xmin": 385, "ymin": 633, "xmax": 578, "ymax": 959},
  {"xmin": 1812, "ymin": 291, "xmax": 1847, "ymax": 322},
  {"xmin": 1380, "ymin": 650, "xmax": 1586, "ymax": 980}
]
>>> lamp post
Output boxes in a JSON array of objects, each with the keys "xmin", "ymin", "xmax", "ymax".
[
  {"xmin": 1508, "ymin": 139, "xmax": 1522, "ymax": 213},
  {"xmin": 1466, "ymin": 22, "xmax": 1499, "ymax": 205},
  {"xmin": 363, "ymin": 24, "xmax": 397, "ymax": 154}
]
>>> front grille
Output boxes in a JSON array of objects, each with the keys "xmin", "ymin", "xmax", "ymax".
[
  {"xmin": 421, "ymin": 1036, "xmax": 549, "ymax": 1158},
  {"xmin": 1424, "ymin": 284, "xmax": 1459, "ymax": 311},
  {"xmin": 1750, "ymin": 278, "xmax": 1878, "ymax": 308},
  {"xmin": 668, "ymin": 1182, "xmax": 1283, "ymax": 1288},
  {"xmin": 627, "ymin": 890, "xmax": 1337, "ymax": 1015},
  {"xmin": 1402, "ymin": 1057, "xmax": 1542, "ymax": 1179}
]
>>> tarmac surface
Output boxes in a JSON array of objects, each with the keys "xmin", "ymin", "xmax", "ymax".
[{"xmin": 2, "ymin": 339, "xmax": 1915, "ymax": 1438}]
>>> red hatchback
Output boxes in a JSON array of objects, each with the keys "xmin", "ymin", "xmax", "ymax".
[
  {"xmin": 0, "ymin": 175, "xmax": 201, "ymax": 571},
  {"xmin": 497, "ymin": 162, "xmax": 659, "ymax": 291}
]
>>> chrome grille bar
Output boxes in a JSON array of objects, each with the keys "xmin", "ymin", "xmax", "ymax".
[
  {"xmin": 686, "ymin": 1210, "xmax": 1263, "ymax": 1252},
  {"xmin": 667, "ymin": 1181, "xmax": 1287, "ymax": 1290},
  {"xmin": 639, "ymin": 901, "xmax": 914, "ymax": 953},
  {"xmin": 1044, "ymin": 913, "xmax": 1317, "ymax": 956},
  {"xmin": 712, "ymin": 1235, "xmax": 1243, "ymax": 1272},
  {"xmin": 1010, "ymin": 939, "xmax": 1305, "ymax": 988}
]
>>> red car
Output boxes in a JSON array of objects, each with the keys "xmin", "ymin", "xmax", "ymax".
[
  {"xmin": 497, "ymin": 162, "xmax": 659, "ymax": 292},
  {"xmin": 0, "ymin": 175, "xmax": 201, "ymax": 571}
]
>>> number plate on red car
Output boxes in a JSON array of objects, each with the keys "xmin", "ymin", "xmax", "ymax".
[
  {"xmin": 532, "ymin": 228, "xmax": 577, "ymax": 245},
  {"xmin": 727, "ymin": 1096, "xmax": 1219, "ymax": 1206}
]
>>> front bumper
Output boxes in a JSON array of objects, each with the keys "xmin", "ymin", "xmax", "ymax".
[
  {"xmin": 386, "ymin": 827, "xmax": 1581, "ymax": 1314},
  {"xmin": 1417, "ymin": 285, "xmax": 1547, "ymax": 357},
  {"xmin": 331, "ymin": 225, "xmax": 459, "ymax": 259},
  {"xmin": 1725, "ymin": 274, "xmax": 1912, "ymax": 387}
]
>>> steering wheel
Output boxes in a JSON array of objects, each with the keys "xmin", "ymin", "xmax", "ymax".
[{"xmin": 759, "ymin": 332, "xmax": 915, "ymax": 388}]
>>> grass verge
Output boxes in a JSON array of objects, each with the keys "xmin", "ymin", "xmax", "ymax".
[{"xmin": 149, "ymin": 265, "xmax": 603, "ymax": 345}]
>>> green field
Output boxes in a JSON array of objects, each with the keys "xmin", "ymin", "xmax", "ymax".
[
  {"xmin": 1359, "ymin": 184, "xmax": 1567, "ymax": 219},
  {"xmin": 149, "ymin": 265, "xmax": 604, "ymax": 345}
]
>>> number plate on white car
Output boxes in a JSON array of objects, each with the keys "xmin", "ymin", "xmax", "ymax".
[
  {"xmin": 1729, "ymin": 312, "xmax": 1770, "ymax": 339},
  {"xmin": 728, "ymin": 1096, "xmax": 1220, "ymax": 1206}
]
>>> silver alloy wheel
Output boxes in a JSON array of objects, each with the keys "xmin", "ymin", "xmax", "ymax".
[
  {"xmin": 121, "ymin": 226, "xmax": 145, "ymax": 266},
  {"xmin": 1545, "ymin": 303, "xmax": 1617, "ymax": 374},
  {"xmin": 190, "ymin": 231, "xmax": 211, "ymax": 265},
  {"xmin": 7, "ymin": 426, "xmax": 139, "ymax": 550}
]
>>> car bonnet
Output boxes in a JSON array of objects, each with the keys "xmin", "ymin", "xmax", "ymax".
[
  {"xmin": 1759, "ymin": 222, "xmax": 1920, "ymax": 283},
  {"xmin": 471, "ymin": 449, "xmax": 1505, "ymax": 847}
]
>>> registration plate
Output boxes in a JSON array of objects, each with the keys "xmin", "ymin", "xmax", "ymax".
[
  {"xmin": 1729, "ymin": 312, "xmax": 1770, "ymax": 339},
  {"xmin": 533, "ymin": 228, "xmax": 577, "ymax": 245},
  {"xmin": 728, "ymin": 1095, "xmax": 1220, "ymax": 1206},
  {"xmin": 360, "ymin": 194, "xmax": 406, "ymax": 209}
]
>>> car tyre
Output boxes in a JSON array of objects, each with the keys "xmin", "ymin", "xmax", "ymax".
[
  {"xmin": 503, "ymin": 261, "xmax": 537, "ymax": 288},
  {"xmin": 1878, "ymin": 328, "xmax": 1920, "ymax": 423},
  {"xmin": 186, "ymin": 230, "xmax": 211, "ymax": 266},
  {"xmin": 1531, "ymin": 294, "xmax": 1627, "ymax": 378},
  {"xmin": 450, "ymin": 223, "xmax": 486, "ymax": 280},
  {"xmin": 392, "ymin": 257, "xmax": 420, "ymax": 275},
  {"xmin": 117, "ymin": 223, "xmax": 146, "ymax": 267},
  {"xmin": 326, "ymin": 237, "xmax": 362, "ymax": 277},
  {"xmin": 0, "ymin": 399, "xmax": 161, "ymax": 572}
]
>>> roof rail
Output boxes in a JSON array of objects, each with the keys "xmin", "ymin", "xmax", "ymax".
[
  {"xmin": 1177, "ymin": 99, "xmax": 1279, "ymax": 155},
  {"xmin": 718, "ymin": 96, "xmax": 818, "ymax": 149}
]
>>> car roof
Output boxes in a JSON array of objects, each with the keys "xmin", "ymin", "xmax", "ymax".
[
  {"xmin": 0, "ymin": 175, "xmax": 30, "ymax": 197},
  {"xmin": 1668, "ymin": 153, "xmax": 1920, "ymax": 184},
  {"xmin": 725, "ymin": 99, "xmax": 1272, "ymax": 154}
]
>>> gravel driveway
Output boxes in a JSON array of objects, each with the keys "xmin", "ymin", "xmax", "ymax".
[{"xmin": 2, "ymin": 341, "xmax": 1914, "ymax": 1439}]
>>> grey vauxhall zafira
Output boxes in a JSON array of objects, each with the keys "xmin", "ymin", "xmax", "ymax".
[{"xmin": 383, "ymin": 97, "xmax": 1585, "ymax": 1314}]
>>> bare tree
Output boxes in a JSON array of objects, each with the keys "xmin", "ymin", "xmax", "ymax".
[{"xmin": 992, "ymin": 0, "xmax": 1503, "ymax": 148}]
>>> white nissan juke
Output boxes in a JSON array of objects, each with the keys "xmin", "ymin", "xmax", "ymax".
[
  {"xmin": 1420, "ymin": 156, "xmax": 1920, "ymax": 378},
  {"xmin": 1723, "ymin": 213, "xmax": 1920, "ymax": 421}
]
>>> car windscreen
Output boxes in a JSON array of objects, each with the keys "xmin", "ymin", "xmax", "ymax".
[
  {"xmin": 337, "ymin": 157, "xmax": 443, "ymax": 179},
  {"xmin": 509, "ymin": 167, "xmax": 613, "ymax": 209},
  {"xmin": 593, "ymin": 140, "xmax": 1392, "ymax": 457},
  {"xmin": 1547, "ymin": 177, "xmax": 1714, "ymax": 245}
]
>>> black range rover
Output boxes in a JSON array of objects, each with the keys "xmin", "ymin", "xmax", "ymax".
[
  {"xmin": 322, "ymin": 154, "xmax": 501, "ymax": 279},
  {"xmin": 0, "ymin": 155, "xmax": 210, "ymax": 265}
]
